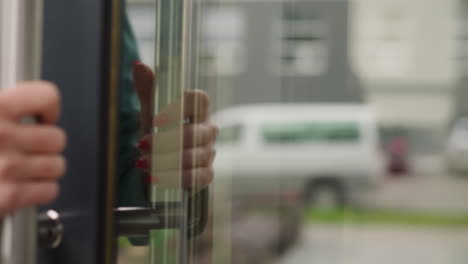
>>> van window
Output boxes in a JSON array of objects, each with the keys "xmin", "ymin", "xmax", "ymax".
[
  {"xmin": 262, "ymin": 122, "xmax": 360, "ymax": 144},
  {"xmin": 217, "ymin": 124, "xmax": 243, "ymax": 144}
]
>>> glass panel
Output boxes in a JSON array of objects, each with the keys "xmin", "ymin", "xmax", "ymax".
[{"xmin": 116, "ymin": 0, "xmax": 468, "ymax": 264}]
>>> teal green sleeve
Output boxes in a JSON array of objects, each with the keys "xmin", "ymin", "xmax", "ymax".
[{"xmin": 117, "ymin": 8, "xmax": 146, "ymax": 208}]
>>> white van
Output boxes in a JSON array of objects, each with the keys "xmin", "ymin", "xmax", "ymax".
[{"xmin": 212, "ymin": 104, "xmax": 383, "ymax": 208}]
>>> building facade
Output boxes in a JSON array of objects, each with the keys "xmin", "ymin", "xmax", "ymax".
[{"xmin": 351, "ymin": 0, "xmax": 458, "ymax": 152}]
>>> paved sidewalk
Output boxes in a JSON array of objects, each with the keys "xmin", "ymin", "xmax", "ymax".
[
  {"xmin": 277, "ymin": 224, "xmax": 468, "ymax": 264},
  {"xmin": 360, "ymin": 173, "xmax": 468, "ymax": 214}
]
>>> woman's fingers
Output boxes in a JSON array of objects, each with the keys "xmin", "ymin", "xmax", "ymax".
[
  {"xmin": 182, "ymin": 146, "xmax": 216, "ymax": 169},
  {"xmin": 135, "ymin": 144, "xmax": 216, "ymax": 191},
  {"xmin": 136, "ymin": 145, "xmax": 216, "ymax": 171},
  {"xmin": 0, "ymin": 154, "xmax": 66, "ymax": 181},
  {"xmin": 181, "ymin": 166, "xmax": 214, "ymax": 191},
  {"xmin": 0, "ymin": 81, "xmax": 60, "ymax": 124},
  {"xmin": 0, "ymin": 182, "xmax": 59, "ymax": 216},
  {"xmin": 182, "ymin": 123, "xmax": 218, "ymax": 149},
  {"xmin": 144, "ymin": 167, "xmax": 214, "ymax": 191},
  {"xmin": 0, "ymin": 123, "xmax": 66, "ymax": 154},
  {"xmin": 135, "ymin": 88, "xmax": 217, "ymax": 190},
  {"xmin": 154, "ymin": 90, "xmax": 211, "ymax": 127},
  {"xmin": 0, "ymin": 152, "xmax": 65, "ymax": 216},
  {"xmin": 0, "ymin": 81, "xmax": 65, "ymax": 216},
  {"xmin": 137, "ymin": 123, "xmax": 218, "ymax": 154}
]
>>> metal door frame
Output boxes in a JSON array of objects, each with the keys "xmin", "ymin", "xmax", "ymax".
[{"xmin": 0, "ymin": 1, "xmax": 44, "ymax": 263}]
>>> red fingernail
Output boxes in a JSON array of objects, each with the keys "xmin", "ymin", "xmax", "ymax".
[
  {"xmin": 137, "ymin": 139, "xmax": 150, "ymax": 151},
  {"xmin": 133, "ymin": 61, "xmax": 142, "ymax": 67},
  {"xmin": 135, "ymin": 158, "xmax": 149, "ymax": 169}
]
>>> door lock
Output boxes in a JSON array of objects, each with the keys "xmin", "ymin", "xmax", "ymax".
[{"xmin": 38, "ymin": 210, "xmax": 63, "ymax": 249}]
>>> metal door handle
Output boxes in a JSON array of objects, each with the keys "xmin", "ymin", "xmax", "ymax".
[
  {"xmin": 0, "ymin": 0, "xmax": 44, "ymax": 263},
  {"xmin": 116, "ymin": 187, "xmax": 209, "ymax": 239}
]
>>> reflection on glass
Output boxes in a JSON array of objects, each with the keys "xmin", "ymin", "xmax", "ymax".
[
  {"xmin": 201, "ymin": 6, "xmax": 245, "ymax": 75},
  {"xmin": 118, "ymin": 0, "xmax": 468, "ymax": 263}
]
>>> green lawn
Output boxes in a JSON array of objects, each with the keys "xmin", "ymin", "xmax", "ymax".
[{"xmin": 306, "ymin": 208, "xmax": 468, "ymax": 228}]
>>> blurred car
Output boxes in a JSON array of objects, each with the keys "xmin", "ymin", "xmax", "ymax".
[
  {"xmin": 445, "ymin": 117, "xmax": 468, "ymax": 174},
  {"xmin": 212, "ymin": 104, "xmax": 384, "ymax": 209}
]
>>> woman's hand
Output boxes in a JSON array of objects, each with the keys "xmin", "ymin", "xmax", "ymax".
[
  {"xmin": 0, "ymin": 81, "xmax": 66, "ymax": 216},
  {"xmin": 133, "ymin": 62, "xmax": 218, "ymax": 190}
]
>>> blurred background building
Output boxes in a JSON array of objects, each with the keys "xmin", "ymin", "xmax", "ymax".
[
  {"xmin": 352, "ymin": 0, "xmax": 459, "ymax": 159},
  {"xmin": 127, "ymin": 0, "xmax": 363, "ymax": 108},
  {"xmin": 127, "ymin": 0, "xmax": 468, "ymax": 164}
]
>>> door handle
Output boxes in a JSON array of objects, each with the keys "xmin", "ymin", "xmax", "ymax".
[
  {"xmin": 0, "ymin": 0, "xmax": 44, "ymax": 264},
  {"xmin": 116, "ymin": 187, "xmax": 209, "ymax": 239}
]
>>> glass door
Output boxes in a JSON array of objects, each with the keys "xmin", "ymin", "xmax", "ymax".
[
  {"xmin": 115, "ymin": 0, "xmax": 468, "ymax": 264},
  {"xmin": 116, "ymin": 0, "xmax": 218, "ymax": 263}
]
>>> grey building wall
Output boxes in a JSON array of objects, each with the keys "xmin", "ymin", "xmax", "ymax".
[
  {"xmin": 127, "ymin": 0, "xmax": 363, "ymax": 110},
  {"xmin": 200, "ymin": 0, "xmax": 363, "ymax": 110}
]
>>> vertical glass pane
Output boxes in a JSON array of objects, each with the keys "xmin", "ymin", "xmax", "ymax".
[{"xmin": 116, "ymin": 0, "xmax": 468, "ymax": 264}]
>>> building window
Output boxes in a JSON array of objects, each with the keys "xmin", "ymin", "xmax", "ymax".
[
  {"xmin": 201, "ymin": 7, "xmax": 245, "ymax": 76},
  {"xmin": 271, "ymin": 11, "xmax": 329, "ymax": 76}
]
